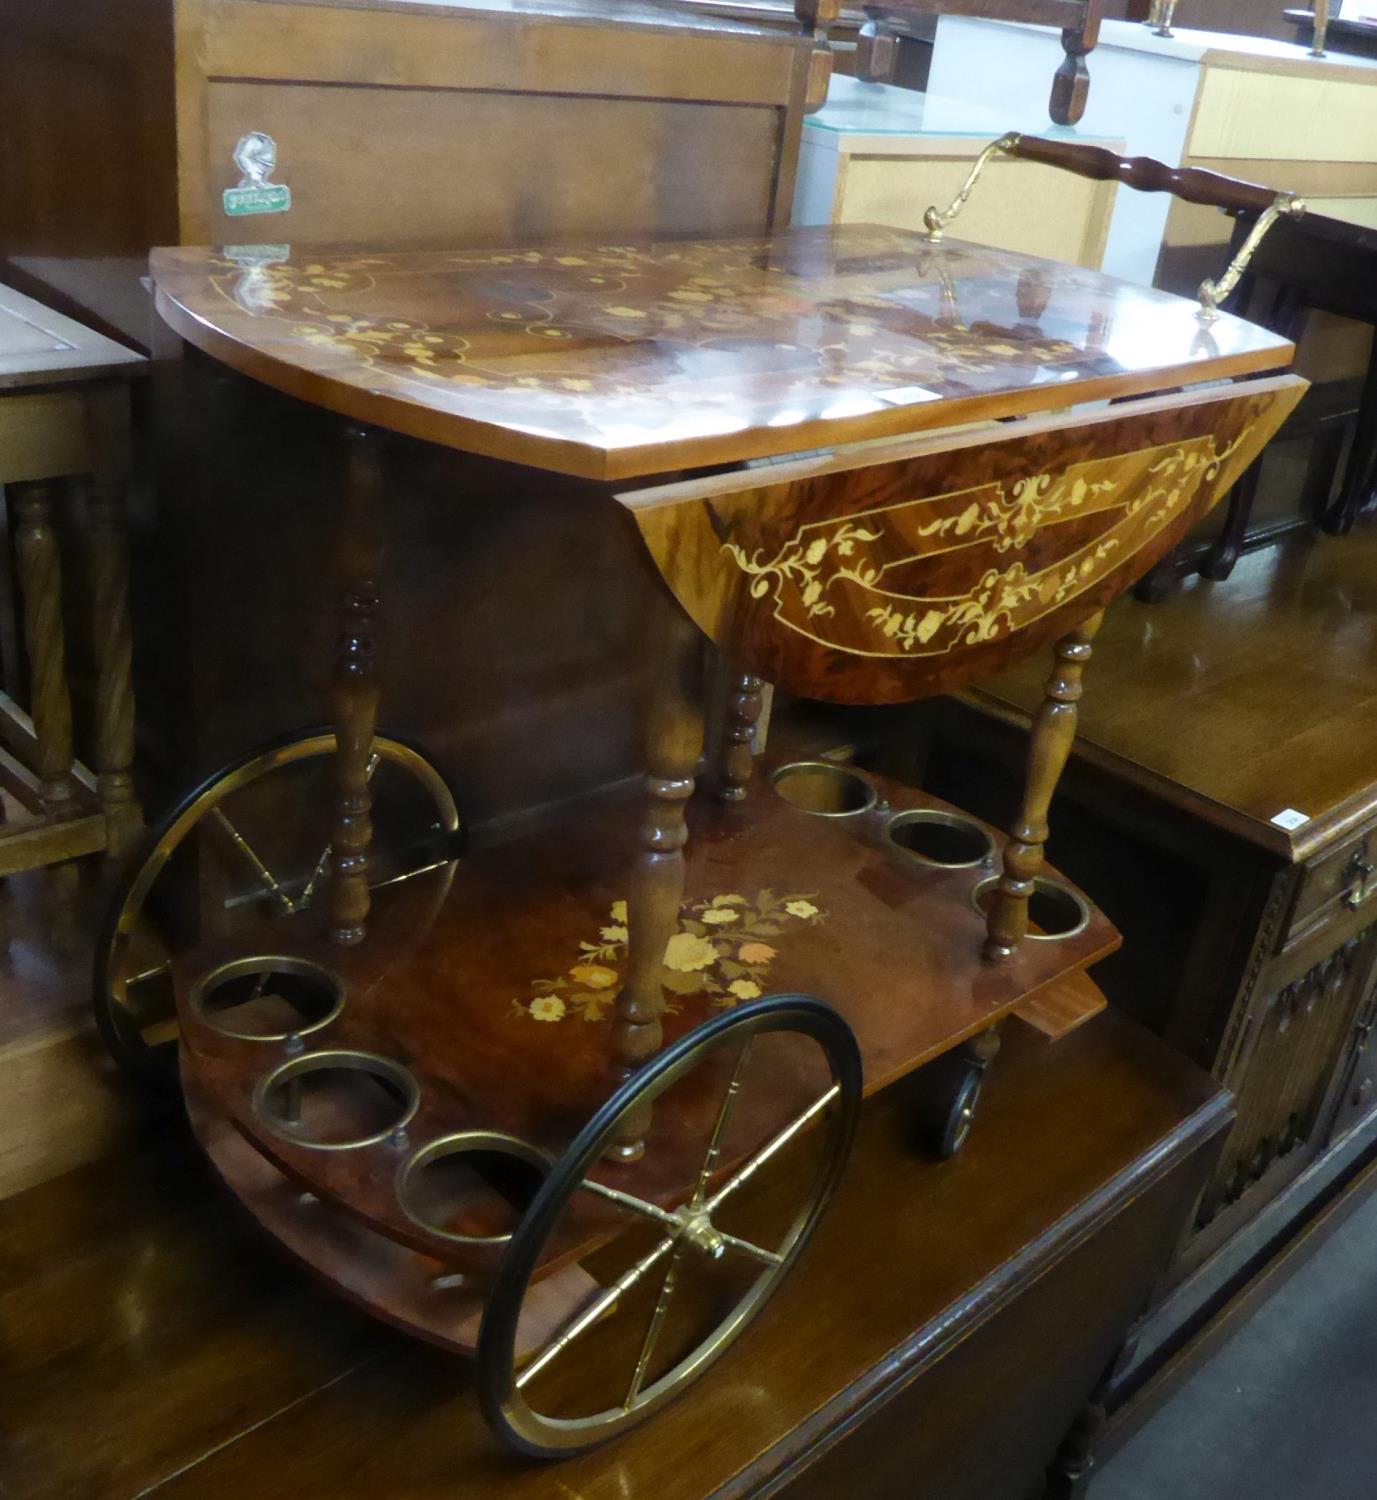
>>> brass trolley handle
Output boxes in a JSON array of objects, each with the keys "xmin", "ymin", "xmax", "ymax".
[
  {"xmin": 922, "ymin": 133, "xmax": 1306, "ymax": 321},
  {"xmin": 1196, "ymin": 193, "xmax": 1307, "ymax": 321},
  {"xmin": 921, "ymin": 133, "xmax": 1022, "ymax": 245}
]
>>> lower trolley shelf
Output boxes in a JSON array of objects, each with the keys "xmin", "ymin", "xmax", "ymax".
[
  {"xmin": 173, "ymin": 762, "xmax": 1116, "ymax": 1273},
  {"xmin": 161, "ymin": 758, "xmax": 1115, "ymax": 1456}
]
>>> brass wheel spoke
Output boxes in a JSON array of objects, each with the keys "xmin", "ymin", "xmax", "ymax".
[
  {"xmin": 716, "ymin": 1230, "xmax": 783, "ymax": 1268},
  {"xmin": 295, "ymin": 842, "xmax": 334, "ymax": 912},
  {"xmin": 623, "ymin": 1246, "xmax": 684, "ymax": 1410},
  {"xmin": 706, "ymin": 1084, "xmax": 840, "ymax": 1215},
  {"xmin": 208, "ymin": 807, "xmax": 296, "ymax": 915},
  {"xmin": 692, "ymin": 1037, "xmax": 754, "ymax": 1208},
  {"xmin": 516, "ymin": 1236, "xmax": 675, "ymax": 1391},
  {"xmin": 575, "ymin": 1177, "xmax": 681, "ymax": 1230},
  {"xmin": 125, "ymin": 959, "xmax": 172, "ymax": 987},
  {"xmin": 368, "ymin": 854, "xmax": 453, "ymax": 893}
]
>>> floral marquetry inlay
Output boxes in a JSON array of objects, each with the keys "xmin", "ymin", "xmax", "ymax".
[
  {"xmin": 150, "ymin": 226, "xmax": 1297, "ymax": 478},
  {"xmin": 722, "ymin": 429, "xmax": 1247, "ymax": 660},
  {"xmin": 627, "ymin": 377, "xmax": 1303, "ymax": 703},
  {"xmin": 512, "ymin": 891, "xmax": 824, "ymax": 1023}
]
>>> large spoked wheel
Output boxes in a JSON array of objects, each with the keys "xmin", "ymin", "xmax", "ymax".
[
  {"xmin": 478, "ymin": 995, "xmax": 861, "ymax": 1458},
  {"xmin": 94, "ymin": 728, "xmax": 461, "ymax": 1091}
]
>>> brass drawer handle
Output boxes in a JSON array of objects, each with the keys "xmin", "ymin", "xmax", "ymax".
[{"xmin": 1344, "ymin": 852, "xmax": 1376, "ymax": 910}]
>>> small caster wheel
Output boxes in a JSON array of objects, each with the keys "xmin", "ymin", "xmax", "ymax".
[
  {"xmin": 937, "ymin": 1067, "xmax": 983, "ymax": 1159},
  {"xmin": 478, "ymin": 994, "xmax": 861, "ymax": 1457},
  {"xmin": 93, "ymin": 727, "xmax": 461, "ymax": 1091},
  {"xmin": 915, "ymin": 1028, "xmax": 1000, "ymax": 1160}
]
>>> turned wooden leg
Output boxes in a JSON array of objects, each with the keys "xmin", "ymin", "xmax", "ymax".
[
  {"xmin": 855, "ymin": 17, "xmax": 899, "ymax": 83},
  {"xmin": 1196, "ymin": 462, "xmax": 1261, "ymax": 582},
  {"xmin": 1050, "ymin": 23, "xmax": 1096, "ymax": 126},
  {"xmin": 1321, "ymin": 337, "xmax": 1377, "ymax": 535},
  {"xmin": 1043, "ymin": 1392, "xmax": 1108, "ymax": 1500},
  {"xmin": 1133, "ymin": 554, "xmax": 1179, "ymax": 603},
  {"xmin": 86, "ymin": 478, "xmax": 141, "ymax": 858},
  {"xmin": 610, "ymin": 598, "xmax": 705, "ymax": 1161},
  {"xmin": 1201, "ymin": 282, "xmax": 1304, "ymax": 574},
  {"xmin": 12, "ymin": 482, "xmax": 77, "ymax": 817},
  {"xmin": 327, "ymin": 424, "xmax": 385, "ymax": 947},
  {"xmin": 983, "ymin": 611, "xmax": 1103, "ymax": 963},
  {"xmin": 716, "ymin": 668, "xmax": 764, "ymax": 803}
]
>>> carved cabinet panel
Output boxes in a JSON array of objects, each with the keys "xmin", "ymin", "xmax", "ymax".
[
  {"xmin": 1197, "ymin": 922, "xmax": 1377, "ymax": 1229},
  {"xmin": 1325, "ymin": 956, "xmax": 1377, "ymax": 1148}
]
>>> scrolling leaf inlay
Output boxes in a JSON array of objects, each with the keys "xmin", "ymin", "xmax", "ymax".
[{"xmin": 721, "ymin": 428, "xmax": 1251, "ymax": 661}]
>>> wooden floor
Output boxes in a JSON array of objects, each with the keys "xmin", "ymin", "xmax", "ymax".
[
  {"xmin": 0, "ymin": 830, "xmax": 96, "ymax": 1048},
  {"xmin": 0, "ymin": 856, "xmax": 139, "ymax": 1198},
  {"xmin": 0, "ymin": 1007, "xmax": 1226, "ymax": 1500}
]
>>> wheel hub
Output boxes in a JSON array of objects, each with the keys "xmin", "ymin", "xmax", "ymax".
[{"xmin": 676, "ymin": 1206, "xmax": 727, "ymax": 1260}]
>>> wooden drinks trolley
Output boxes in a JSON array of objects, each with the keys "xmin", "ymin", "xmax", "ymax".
[{"xmin": 115, "ymin": 223, "xmax": 1300, "ymax": 1459}]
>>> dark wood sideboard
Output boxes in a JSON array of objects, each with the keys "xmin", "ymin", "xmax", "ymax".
[
  {"xmin": 0, "ymin": 1006, "xmax": 1229, "ymax": 1498},
  {"xmin": 877, "ymin": 529, "xmax": 1377, "ymax": 1462},
  {"xmin": 1286, "ymin": 7, "xmax": 1377, "ymax": 57}
]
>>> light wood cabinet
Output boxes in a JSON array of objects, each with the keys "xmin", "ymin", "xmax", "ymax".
[{"xmin": 794, "ymin": 78, "xmax": 1119, "ymax": 268}]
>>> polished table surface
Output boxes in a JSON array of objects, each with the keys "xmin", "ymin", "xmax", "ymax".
[
  {"xmin": 970, "ymin": 528, "xmax": 1377, "ymax": 859},
  {"xmin": 151, "ymin": 226, "xmax": 1295, "ymax": 479}
]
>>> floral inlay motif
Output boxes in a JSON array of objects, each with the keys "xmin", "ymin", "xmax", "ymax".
[
  {"xmin": 511, "ymin": 891, "xmax": 824, "ymax": 1023},
  {"xmin": 721, "ymin": 426, "xmax": 1253, "ymax": 660}
]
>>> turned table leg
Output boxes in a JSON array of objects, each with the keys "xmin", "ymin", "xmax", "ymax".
[
  {"xmin": 610, "ymin": 598, "xmax": 705, "ymax": 1161},
  {"xmin": 86, "ymin": 477, "xmax": 141, "ymax": 859},
  {"xmin": 12, "ymin": 482, "xmax": 77, "ymax": 817},
  {"xmin": 12, "ymin": 481, "xmax": 80, "ymax": 928},
  {"xmin": 855, "ymin": 14, "xmax": 899, "ymax": 83},
  {"xmin": 1199, "ymin": 282, "xmax": 1306, "ymax": 580},
  {"xmin": 983, "ymin": 610, "xmax": 1104, "ymax": 963},
  {"xmin": 84, "ymin": 383, "xmax": 142, "ymax": 859},
  {"xmin": 327, "ymin": 424, "xmax": 385, "ymax": 947},
  {"xmin": 1321, "ymin": 335, "xmax": 1377, "ymax": 535},
  {"xmin": 716, "ymin": 667, "xmax": 764, "ymax": 803},
  {"xmin": 1043, "ymin": 1391, "xmax": 1109, "ymax": 1500},
  {"xmin": 1051, "ymin": 5, "xmax": 1101, "ymax": 127}
]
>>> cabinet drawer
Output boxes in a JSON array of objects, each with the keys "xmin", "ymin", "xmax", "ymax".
[{"xmin": 1285, "ymin": 823, "xmax": 1377, "ymax": 950}]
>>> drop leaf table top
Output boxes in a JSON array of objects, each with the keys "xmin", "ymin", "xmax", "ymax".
[{"xmin": 150, "ymin": 224, "xmax": 1296, "ymax": 480}]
